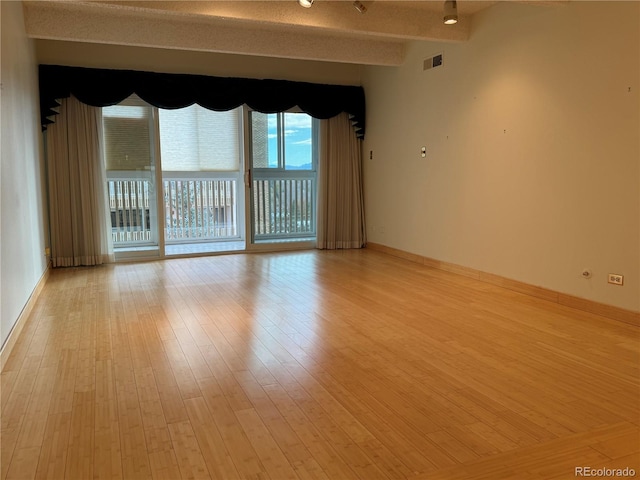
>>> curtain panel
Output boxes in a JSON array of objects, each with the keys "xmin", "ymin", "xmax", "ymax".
[
  {"xmin": 39, "ymin": 65, "xmax": 365, "ymax": 139},
  {"xmin": 47, "ymin": 96, "xmax": 114, "ymax": 267},
  {"xmin": 317, "ymin": 113, "xmax": 366, "ymax": 250}
]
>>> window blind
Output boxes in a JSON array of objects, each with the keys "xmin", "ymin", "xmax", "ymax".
[
  {"xmin": 103, "ymin": 99, "xmax": 152, "ymax": 171},
  {"xmin": 159, "ymin": 105, "xmax": 240, "ymax": 172}
]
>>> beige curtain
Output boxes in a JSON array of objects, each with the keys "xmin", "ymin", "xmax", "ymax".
[
  {"xmin": 316, "ymin": 113, "xmax": 366, "ymax": 249},
  {"xmin": 47, "ymin": 96, "xmax": 114, "ymax": 267}
]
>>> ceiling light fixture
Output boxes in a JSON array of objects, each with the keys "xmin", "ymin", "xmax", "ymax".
[
  {"xmin": 443, "ymin": 0, "xmax": 458, "ymax": 25},
  {"xmin": 353, "ymin": 1, "xmax": 368, "ymax": 14},
  {"xmin": 299, "ymin": 0, "xmax": 314, "ymax": 7}
]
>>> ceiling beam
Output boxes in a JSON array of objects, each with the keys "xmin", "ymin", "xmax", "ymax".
[
  {"xmin": 24, "ymin": 1, "xmax": 472, "ymax": 66},
  {"xmin": 93, "ymin": 1, "xmax": 472, "ymax": 42}
]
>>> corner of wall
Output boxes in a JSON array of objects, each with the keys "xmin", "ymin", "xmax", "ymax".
[{"xmin": 1, "ymin": 0, "xmax": 50, "ymax": 349}]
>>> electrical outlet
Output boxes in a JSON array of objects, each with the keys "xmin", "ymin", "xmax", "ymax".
[
  {"xmin": 607, "ymin": 274, "xmax": 623, "ymax": 286},
  {"xmin": 45, "ymin": 247, "xmax": 51, "ymax": 257}
]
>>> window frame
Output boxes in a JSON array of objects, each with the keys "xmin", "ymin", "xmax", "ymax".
[
  {"xmin": 248, "ymin": 111, "xmax": 319, "ymax": 173},
  {"xmin": 247, "ymin": 109, "xmax": 319, "ymax": 243}
]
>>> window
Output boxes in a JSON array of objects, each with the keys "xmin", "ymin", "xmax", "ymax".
[
  {"xmin": 102, "ymin": 100, "xmax": 318, "ymax": 254},
  {"xmin": 158, "ymin": 106, "xmax": 243, "ymax": 243},
  {"xmin": 249, "ymin": 111, "xmax": 318, "ymax": 241},
  {"xmin": 251, "ymin": 112, "xmax": 316, "ymax": 171},
  {"xmin": 103, "ymin": 98, "xmax": 244, "ymax": 250},
  {"xmin": 103, "ymin": 97, "xmax": 157, "ymax": 245}
]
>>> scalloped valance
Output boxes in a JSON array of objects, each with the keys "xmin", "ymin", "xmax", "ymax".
[{"xmin": 39, "ymin": 65, "xmax": 365, "ymax": 138}]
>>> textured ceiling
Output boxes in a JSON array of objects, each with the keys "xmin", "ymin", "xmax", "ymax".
[{"xmin": 23, "ymin": 1, "xmax": 561, "ymax": 66}]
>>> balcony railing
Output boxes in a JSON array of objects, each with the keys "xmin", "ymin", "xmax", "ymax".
[
  {"xmin": 163, "ymin": 178, "xmax": 238, "ymax": 242},
  {"xmin": 108, "ymin": 173, "xmax": 315, "ymax": 246},
  {"xmin": 107, "ymin": 176, "xmax": 239, "ymax": 245},
  {"xmin": 108, "ymin": 180, "xmax": 152, "ymax": 243},
  {"xmin": 252, "ymin": 176, "xmax": 315, "ymax": 240}
]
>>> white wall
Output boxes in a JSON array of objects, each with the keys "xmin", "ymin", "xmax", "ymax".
[
  {"xmin": 1, "ymin": 1, "xmax": 49, "ymax": 347},
  {"xmin": 362, "ymin": 1, "xmax": 639, "ymax": 311}
]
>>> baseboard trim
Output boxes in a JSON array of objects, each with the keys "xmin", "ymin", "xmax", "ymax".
[
  {"xmin": 367, "ymin": 242, "xmax": 639, "ymax": 327},
  {"xmin": 1, "ymin": 265, "xmax": 51, "ymax": 371}
]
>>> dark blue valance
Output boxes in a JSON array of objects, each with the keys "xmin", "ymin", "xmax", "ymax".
[{"xmin": 39, "ymin": 64, "xmax": 365, "ymax": 138}]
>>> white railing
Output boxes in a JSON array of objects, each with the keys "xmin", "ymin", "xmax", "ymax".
[
  {"xmin": 252, "ymin": 176, "xmax": 315, "ymax": 240},
  {"xmin": 108, "ymin": 179, "xmax": 152, "ymax": 243},
  {"xmin": 108, "ymin": 174, "xmax": 314, "ymax": 246},
  {"xmin": 108, "ymin": 177, "xmax": 240, "ymax": 245},
  {"xmin": 163, "ymin": 178, "xmax": 238, "ymax": 242}
]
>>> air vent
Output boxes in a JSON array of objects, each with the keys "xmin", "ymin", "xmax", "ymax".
[{"xmin": 423, "ymin": 53, "xmax": 443, "ymax": 71}]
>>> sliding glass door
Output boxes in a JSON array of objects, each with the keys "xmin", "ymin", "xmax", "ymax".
[
  {"xmin": 103, "ymin": 97, "xmax": 159, "ymax": 253},
  {"xmin": 103, "ymin": 100, "xmax": 319, "ymax": 257},
  {"xmin": 103, "ymin": 97, "xmax": 245, "ymax": 258},
  {"xmin": 158, "ymin": 105, "xmax": 245, "ymax": 255}
]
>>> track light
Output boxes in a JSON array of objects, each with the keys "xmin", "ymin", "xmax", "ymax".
[
  {"xmin": 443, "ymin": 0, "xmax": 458, "ymax": 24},
  {"xmin": 353, "ymin": 1, "xmax": 368, "ymax": 14},
  {"xmin": 299, "ymin": 0, "xmax": 313, "ymax": 7}
]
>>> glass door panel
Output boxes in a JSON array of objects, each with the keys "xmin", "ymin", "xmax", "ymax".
[
  {"xmin": 103, "ymin": 96, "xmax": 159, "ymax": 251},
  {"xmin": 248, "ymin": 111, "xmax": 317, "ymax": 244},
  {"xmin": 158, "ymin": 105, "xmax": 245, "ymax": 255}
]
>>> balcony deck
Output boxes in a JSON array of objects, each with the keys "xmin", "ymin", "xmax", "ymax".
[{"xmin": 165, "ymin": 241, "xmax": 246, "ymax": 256}]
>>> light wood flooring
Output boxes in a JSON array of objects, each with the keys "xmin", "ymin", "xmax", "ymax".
[{"xmin": 2, "ymin": 249, "xmax": 638, "ymax": 479}]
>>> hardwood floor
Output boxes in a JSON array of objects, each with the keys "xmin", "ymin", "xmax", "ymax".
[{"xmin": 2, "ymin": 249, "xmax": 638, "ymax": 480}]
